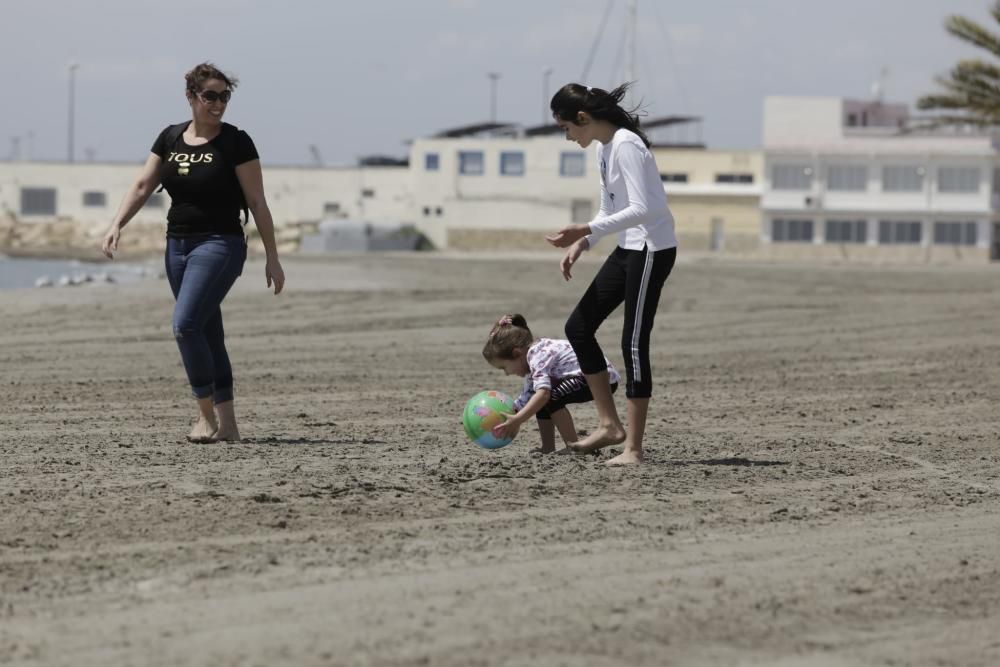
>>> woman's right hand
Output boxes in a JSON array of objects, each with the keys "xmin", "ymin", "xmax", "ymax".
[
  {"xmin": 265, "ymin": 257, "xmax": 285, "ymax": 295},
  {"xmin": 101, "ymin": 225, "xmax": 121, "ymax": 259},
  {"xmin": 559, "ymin": 238, "xmax": 588, "ymax": 281}
]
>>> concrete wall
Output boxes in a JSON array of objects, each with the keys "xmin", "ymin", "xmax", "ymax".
[
  {"xmin": 763, "ymin": 241, "xmax": 990, "ymax": 264},
  {"xmin": 654, "ymin": 147, "xmax": 762, "ymax": 184},
  {"xmin": 656, "ymin": 148, "xmax": 763, "ymax": 253},
  {"xmin": 670, "ymin": 196, "xmax": 761, "ymax": 252},
  {"xmin": 764, "ymin": 97, "xmax": 846, "ymax": 148}
]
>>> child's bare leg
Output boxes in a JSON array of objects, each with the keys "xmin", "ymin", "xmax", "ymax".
[
  {"xmin": 188, "ymin": 396, "xmax": 218, "ymax": 443},
  {"xmin": 550, "ymin": 408, "xmax": 577, "ymax": 451},
  {"xmin": 531, "ymin": 417, "xmax": 556, "ymax": 454},
  {"xmin": 568, "ymin": 371, "xmax": 625, "ymax": 453},
  {"xmin": 606, "ymin": 397, "xmax": 649, "ymax": 465}
]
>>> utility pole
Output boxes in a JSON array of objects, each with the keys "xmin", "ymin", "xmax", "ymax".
[
  {"xmin": 488, "ymin": 72, "xmax": 501, "ymax": 122},
  {"xmin": 625, "ymin": 0, "xmax": 637, "ymax": 106},
  {"xmin": 68, "ymin": 62, "xmax": 79, "ymax": 163}
]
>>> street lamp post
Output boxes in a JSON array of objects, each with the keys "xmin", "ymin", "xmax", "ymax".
[
  {"xmin": 487, "ymin": 72, "xmax": 501, "ymax": 123},
  {"xmin": 67, "ymin": 62, "xmax": 79, "ymax": 163},
  {"xmin": 542, "ymin": 67, "xmax": 554, "ymax": 124}
]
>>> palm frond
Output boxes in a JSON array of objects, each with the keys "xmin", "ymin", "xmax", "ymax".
[
  {"xmin": 920, "ymin": 6, "xmax": 1000, "ymax": 127},
  {"xmin": 950, "ymin": 58, "xmax": 1000, "ymax": 82},
  {"xmin": 990, "ymin": 0, "xmax": 1000, "ymax": 28},
  {"xmin": 945, "ymin": 14, "xmax": 1000, "ymax": 58}
]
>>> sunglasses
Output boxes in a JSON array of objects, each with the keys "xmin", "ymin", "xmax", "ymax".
[{"xmin": 197, "ymin": 89, "xmax": 232, "ymax": 104}]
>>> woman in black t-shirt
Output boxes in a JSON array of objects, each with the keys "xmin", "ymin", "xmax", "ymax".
[{"xmin": 102, "ymin": 62, "xmax": 285, "ymax": 444}]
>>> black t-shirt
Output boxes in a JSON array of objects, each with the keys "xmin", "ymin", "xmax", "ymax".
[{"xmin": 151, "ymin": 122, "xmax": 259, "ymax": 237}]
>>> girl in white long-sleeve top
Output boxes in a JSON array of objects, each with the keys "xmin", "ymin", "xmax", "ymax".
[{"xmin": 546, "ymin": 82, "xmax": 677, "ymax": 465}]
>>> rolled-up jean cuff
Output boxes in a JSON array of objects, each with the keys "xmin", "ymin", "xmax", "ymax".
[
  {"xmin": 191, "ymin": 382, "xmax": 215, "ymax": 400},
  {"xmin": 214, "ymin": 387, "xmax": 234, "ymax": 404}
]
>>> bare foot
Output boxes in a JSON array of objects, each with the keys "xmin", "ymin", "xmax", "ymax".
[
  {"xmin": 187, "ymin": 417, "xmax": 218, "ymax": 444},
  {"xmin": 567, "ymin": 424, "xmax": 626, "ymax": 454},
  {"xmin": 214, "ymin": 402, "xmax": 240, "ymax": 442},
  {"xmin": 529, "ymin": 446, "xmax": 555, "ymax": 454},
  {"xmin": 604, "ymin": 449, "xmax": 643, "ymax": 465},
  {"xmin": 214, "ymin": 427, "xmax": 241, "ymax": 443}
]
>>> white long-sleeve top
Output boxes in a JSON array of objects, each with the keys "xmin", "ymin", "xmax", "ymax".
[{"xmin": 585, "ymin": 128, "xmax": 678, "ymax": 252}]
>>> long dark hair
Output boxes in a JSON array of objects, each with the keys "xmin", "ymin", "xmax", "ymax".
[{"xmin": 550, "ymin": 82, "xmax": 650, "ymax": 148}]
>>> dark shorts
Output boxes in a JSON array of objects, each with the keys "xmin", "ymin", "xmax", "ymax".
[{"xmin": 536, "ymin": 376, "xmax": 619, "ymax": 420}]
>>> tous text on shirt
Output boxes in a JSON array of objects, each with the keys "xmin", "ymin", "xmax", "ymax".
[{"xmin": 166, "ymin": 152, "xmax": 215, "ymax": 164}]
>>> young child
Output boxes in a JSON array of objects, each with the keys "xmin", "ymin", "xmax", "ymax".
[
  {"xmin": 483, "ymin": 314, "xmax": 619, "ymax": 454},
  {"xmin": 545, "ymin": 82, "xmax": 678, "ymax": 465}
]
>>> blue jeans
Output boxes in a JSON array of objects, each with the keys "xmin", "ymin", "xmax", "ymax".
[{"xmin": 164, "ymin": 234, "xmax": 246, "ymax": 403}]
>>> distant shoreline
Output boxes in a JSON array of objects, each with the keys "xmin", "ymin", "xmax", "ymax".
[{"xmin": 1, "ymin": 246, "xmax": 160, "ymax": 263}]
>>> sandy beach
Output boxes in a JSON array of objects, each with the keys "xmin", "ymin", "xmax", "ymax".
[{"xmin": 1, "ymin": 251, "xmax": 999, "ymax": 666}]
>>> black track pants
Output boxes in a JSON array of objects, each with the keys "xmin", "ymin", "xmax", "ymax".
[{"xmin": 565, "ymin": 245, "xmax": 676, "ymax": 399}]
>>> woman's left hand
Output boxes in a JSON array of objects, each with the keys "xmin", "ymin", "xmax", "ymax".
[
  {"xmin": 265, "ymin": 258, "xmax": 285, "ymax": 295},
  {"xmin": 545, "ymin": 223, "xmax": 589, "ymax": 248},
  {"xmin": 559, "ymin": 239, "xmax": 588, "ymax": 281}
]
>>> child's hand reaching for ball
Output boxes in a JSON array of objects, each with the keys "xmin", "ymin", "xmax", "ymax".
[{"xmin": 491, "ymin": 414, "xmax": 521, "ymax": 440}]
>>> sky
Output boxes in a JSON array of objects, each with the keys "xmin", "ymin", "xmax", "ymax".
[{"xmin": 0, "ymin": 0, "xmax": 992, "ymax": 166}]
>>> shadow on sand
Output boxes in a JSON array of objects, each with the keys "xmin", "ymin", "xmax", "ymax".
[
  {"xmin": 242, "ymin": 436, "xmax": 388, "ymax": 447},
  {"xmin": 663, "ymin": 456, "xmax": 789, "ymax": 468}
]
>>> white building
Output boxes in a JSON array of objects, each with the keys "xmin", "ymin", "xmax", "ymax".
[
  {"xmin": 409, "ymin": 119, "xmax": 762, "ymax": 251},
  {"xmin": 408, "ymin": 123, "xmax": 593, "ymax": 249},
  {"xmin": 762, "ymin": 96, "xmax": 997, "ymax": 262},
  {"xmin": 0, "ymin": 160, "xmax": 413, "ymax": 231}
]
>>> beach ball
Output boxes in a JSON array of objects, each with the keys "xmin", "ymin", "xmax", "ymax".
[{"xmin": 462, "ymin": 390, "xmax": 516, "ymax": 449}]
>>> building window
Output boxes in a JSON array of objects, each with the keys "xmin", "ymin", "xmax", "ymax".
[
  {"xmin": 20, "ymin": 187, "xmax": 57, "ymax": 215},
  {"xmin": 933, "ymin": 221, "xmax": 977, "ymax": 245},
  {"xmin": 825, "ymin": 219, "xmax": 867, "ymax": 244},
  {"xmin": 425, "ymin": 153, "xmax": 440, "ymax": 171},
  {"xmin": 458, "ymin": 151, "xmax": 484, "ymax": 175},
  {"xmin": 500, "ymin": 151, "xmax": 525, "ymax": 176},
  {"xmin": 882, "ymin": 166, "xmax": 924, "ymax": 192},
  {"xmin": 82, "ymin": 191, "xmax": 107, "ymax": 207},
  {"xmin": 826, "ymin": 165, "xmax": 868, "ymax": 191},
  {"xmin": 435, "ymin": 207, "xmax": 443, "ymax": 216},
  {"xmin": 422, "ymin": 206, "xmax": 431, "ymax": 216},
  {"xmin": 771, "ymin": 165, "xmax": 813, "ymax": 190},
  {"xmin": 324, "ymin": 202, "xmax": 341, "ymax": 215},
  {"xmin": 145, "ymin": 194, "xmax": 165, "ymax": 208},
  {"xmin": 571, "ymin": 199, "xmax": 592, "ymax": 223},
  {"xmin": 361, "ymin": 188, "xmax": 375, "ymax": 198},
  {"xmin": 661, "ymin": 173, "xmax": 689, "ymax": 183},
  {"xmin": 771, "ymin": 218, "xmax": 814, "ymax": 243},
  {"xmin": 937, "ymin": 167, "xmax": 980, "ymax": 193},
  {"xmin": 560, "ymin": 152, "xmax": 586, "ymax": 177},
  {"xmin": 715, "ymin": 173, "xmax": 754, "ymax": 184},
  {"xmin": 878, "ymin": 220, "xmax": 922, "ymax": 244}
]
